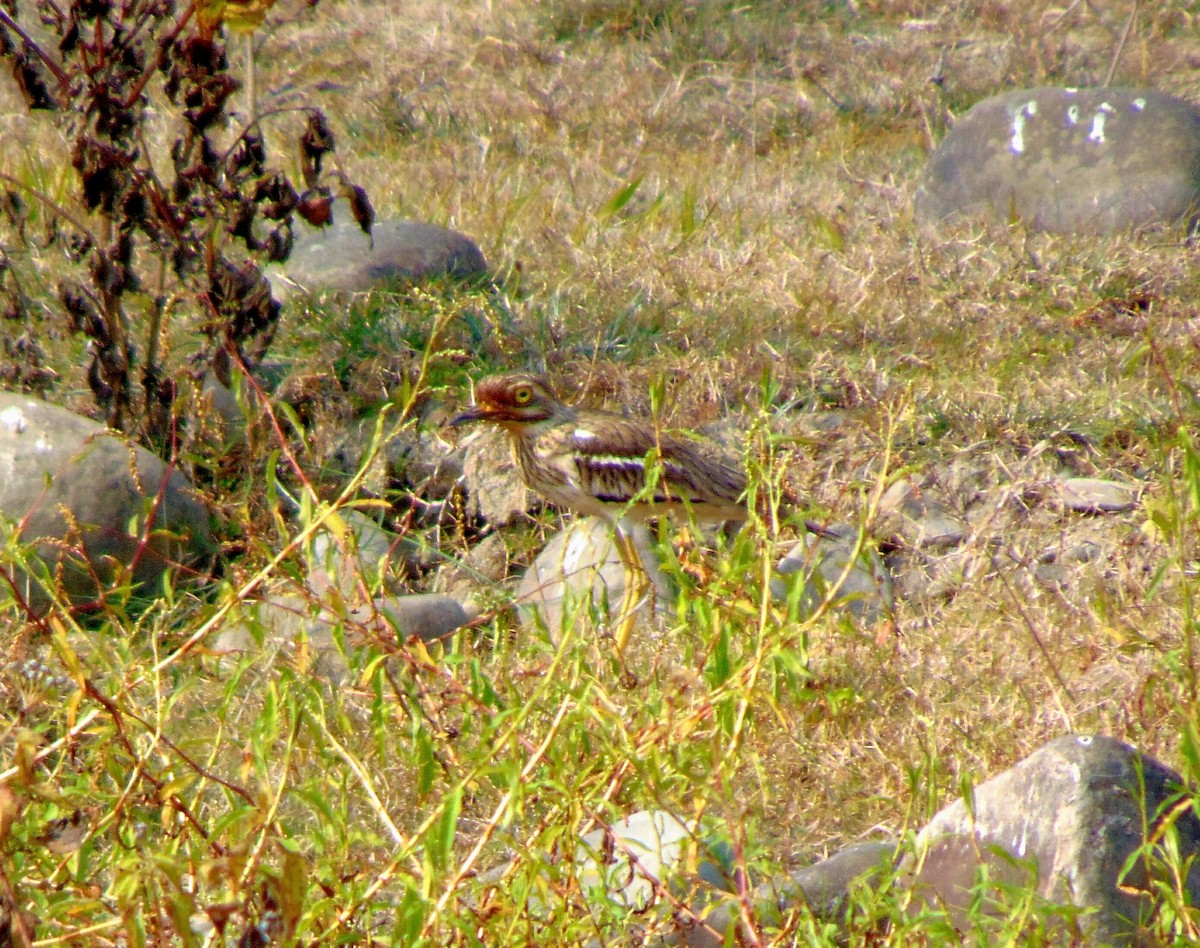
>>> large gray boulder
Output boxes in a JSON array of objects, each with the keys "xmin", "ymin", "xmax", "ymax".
[
  {"xmin": 916, "ymin": 88, "xmax": 1200, "ymax": 234},
  {"xmin": 906, "ymin": 734, "xmax": 1200, "ymax": 944},
  {"xmin": 272, "ymin": 217, "xmax": 489, "ymax": 298},
  {"xmin": 0, "ymin": 393, "xmax": 215, "ymax": 613}
]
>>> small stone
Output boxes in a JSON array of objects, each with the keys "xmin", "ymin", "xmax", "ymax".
[
  {"xmin": 807, "ymin": 410, "xmax": 850, "ymax": 433},
  {"xmin": 878, "ymin": 477, "xmax": 969, "ymax": 549},
  {"xmin": 1032, "ymin": 560, "xmax": 1070, "ymax": 588},
  {"xmin": 692, "ymin": 840, "xmax": 897, "ymax": 945},
  {"xmin": 1057, "ymin": 477, "xmax": 1140, "ymax": 513},
  {"xmin": 270, "ymin": 217, "xmax": 488, "ymax": 298},
  {"xmin": 1062, "ymin": 539, "xmax": 1104, "ymax": 564},
  {"xmin": 0, "ymin": 393, "xmax": 215, "ymax": 614},
  {"xmin": 378, "ymin": 593, "xmax": 469, "ymax": 643},
  {"xmin": 904, "ymin": 734, "xmax": 1200, "ymax": 943},
  {"xmin": 916, "ymin": 87, "xmax": 1200, "ymax": 235},
  {"xmin": 774, "ymin": 526, "xmax": 894, "ymax": 622},
  {"xmin": 215, "ymin": 591, "xmax": 468, "ymax": 684},
  {"xmin": 515, "ymin": 517, "xmax": 671, "ymax": 641}
]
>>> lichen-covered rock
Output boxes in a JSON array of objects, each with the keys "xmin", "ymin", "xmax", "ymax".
[
  {"xmin": 916, "ymin": 88, "xmax": 1200, "ymax": 234},
  {"xmin": 906, "ymin": 734, "xmax": 1200, "ymax": 944},
  {"xmin": 0, "ymin": 393, "xmax": 215, "ymax": 614}
]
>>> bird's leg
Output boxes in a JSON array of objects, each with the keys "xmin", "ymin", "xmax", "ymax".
[{"xmin": 612, "ymin": 522, "xmax": 651, "ymax": 657}]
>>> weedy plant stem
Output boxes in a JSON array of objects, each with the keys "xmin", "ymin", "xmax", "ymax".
[
  {"xmin": 218, "ymin": 709, "xmax": 302, "ymax": 944},
  {"xmin": 997, "ymin": 553, "xmax": 1076, "ymax": 729},
  {"xmin": 422, "ymin": 694, "xmax": 575, "ymax": 938},
  {"xmin": 317, "ymin": 708, "xmax": 410, "ymax": 850},
  {"xmin": 319, "ymin": 602, "xmax": 589, "ymax": 941},
  {"xmin": 1149, "ymin": 336, "xmax": 1199, "ymax": 703}
]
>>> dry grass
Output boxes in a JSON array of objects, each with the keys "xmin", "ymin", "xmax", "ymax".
[
  {"xmin": 5, "ymin": 0, "xmax": 1200, "ymax": 941},
  {"xmin": 267, "ymin": 0, "xmax": 1200, "ymax": 911}
]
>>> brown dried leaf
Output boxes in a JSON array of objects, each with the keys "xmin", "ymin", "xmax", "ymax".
[
  {"xmin": 340, "ymin": 182, "xmax": 374, "ymax": 238},
  {"xmin": 296, "ymin": 189, "xmax": 332, "ymax": 228}
]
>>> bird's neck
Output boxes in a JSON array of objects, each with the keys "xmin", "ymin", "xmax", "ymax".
[{"xmin": 503, "ymin": 405, "xmax": 576, "ymax": 439}]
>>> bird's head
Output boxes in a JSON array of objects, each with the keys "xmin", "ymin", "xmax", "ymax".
[{"xmin": 451, "ymin": 373, "xmax": 566, "ymax": 429}]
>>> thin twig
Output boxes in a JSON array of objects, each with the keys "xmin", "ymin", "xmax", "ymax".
[
  {"xmin": 1102, "ymin": 1, "xmax": 1137, "ymax": 88},
  {"xmin": 317, "ymin": 714, "xmax": 409, "ymax": 849},
  {"xmin": 997, "ymin": 554, "xmax": 1076, "ymax": 725},
  {"xmin": 0, "ymin": 8, "xmax": 69, "ymax": 86},
  {"xmin": 0, "ymin": 172, "xmax": 96, "ymax": 245}
]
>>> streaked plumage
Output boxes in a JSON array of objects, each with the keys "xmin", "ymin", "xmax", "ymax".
[
  {"xmin": 452, "ymin": 373, "xmax": 749, "ymax": 524},
  {"xmin": 452, "ymin": 372, "xmax": 755, "ymax": 657}
]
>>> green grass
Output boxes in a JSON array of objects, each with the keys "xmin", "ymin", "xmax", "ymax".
[{"xmin": 4, "ymin": 0, "xmax": 1200, "ymax": 942}]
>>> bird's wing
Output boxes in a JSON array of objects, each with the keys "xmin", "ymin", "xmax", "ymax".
[{"xmin": 568, "ymin": 416, "xmax": 746, "ymax": 507}]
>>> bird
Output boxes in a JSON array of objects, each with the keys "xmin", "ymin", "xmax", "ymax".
[{"xmin": 451, "ymin": 372, "xmax": 771, "ymax": 656}]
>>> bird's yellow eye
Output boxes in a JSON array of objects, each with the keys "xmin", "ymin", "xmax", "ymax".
[{"xmin": 513, "ymin": 385, "xmax": 533, "ymax": 405}]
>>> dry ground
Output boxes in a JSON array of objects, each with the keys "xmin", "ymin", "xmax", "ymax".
[
  {"xmin": 248, "ymin": 0, "xmax": 1200, "ymax": 840},
  {"xmin": 6, "ymin": 0, "xmax": 1200, "ymax": 942}
]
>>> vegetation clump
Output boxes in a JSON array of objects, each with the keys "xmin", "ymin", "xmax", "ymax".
[{"xmin": 1, "ymin": 0, "xmax": 1200, "ymax": 943}]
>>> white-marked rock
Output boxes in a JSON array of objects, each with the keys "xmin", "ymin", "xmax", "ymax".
[
  {"xmin": 916, "ymin": 88, "xmax": 1200, "ymax": 234},
  {"xmin": 906, "ymin": 735, "xmax": 1200, "ymax": 944},
  {"xmin": 1057, "ymin": 477, "xmax": 1140, "ymax": 513},
  {"xmin": 474, "ymin": 809, "xmax": 735, "ymax": 941},
  {"xmin": 515, "ymin": 517, "xmax": 671, "ymax": 641},
  {"xmin": 574, "ymin": 810, "xmax": 735, "ymax": 912},
  {"xmin": 271, "ymin": 217, "xmax": 488, "ymax": 298},
  {"xmin": 0, "ymin": 393, "xmax": 215, "ymax": 614},
  {"xmin": 774, "ymin": 526, "xmax": 893, "ymax": 622}
]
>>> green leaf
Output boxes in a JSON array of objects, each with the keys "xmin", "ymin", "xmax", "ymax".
[
  {"xmin": 601, "ymin": 175, "xmax": 643, "ymax": 217},
  {"xmin": 416, "ymin": 726, "xmax": 436, "ymax": 797},
  {"xmin": 430, "ymin": 785, "xmax": 462, "ymax": 872}
]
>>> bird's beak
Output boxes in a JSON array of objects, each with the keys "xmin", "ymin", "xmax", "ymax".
[{"xmin": 450, "ymin": 405, "xmax": 489, "ymax": 426}]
